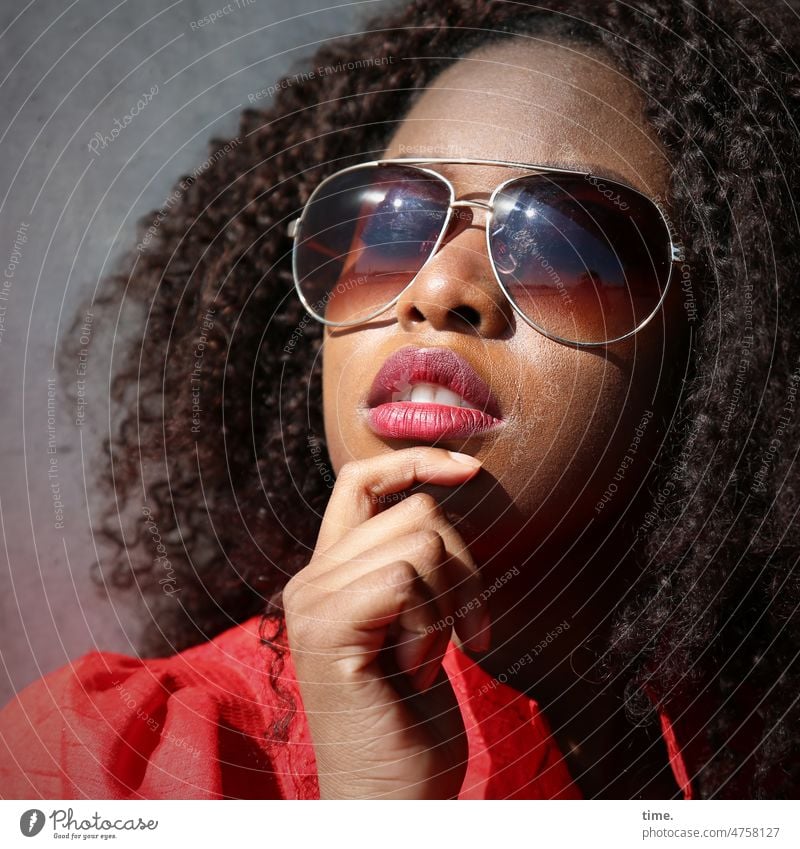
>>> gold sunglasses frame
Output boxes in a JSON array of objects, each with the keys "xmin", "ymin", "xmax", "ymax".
[{"xmin": 286, "ymin": 157, "xmax": 685, "ymax": 347}]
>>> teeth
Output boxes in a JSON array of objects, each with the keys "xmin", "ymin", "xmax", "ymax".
[
  {"xmin": 410, "ymin": 384, "xmax": 437, "ymax": 404},
  {"xmin": 391, "ymin": 382, "xmax": 480, "ymax": 410}
]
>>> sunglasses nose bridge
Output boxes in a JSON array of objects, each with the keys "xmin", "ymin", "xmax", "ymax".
[
  {"xmin": 450, "ymin": 199, "xmax": 492, "ymax": 209},
  {"xmin": 449, "ymin": 198, "xmax": 492, "ymax": 219}
]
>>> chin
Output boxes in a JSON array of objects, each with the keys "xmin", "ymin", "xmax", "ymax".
[{"xmin": 407, "ymin": 476, "xmax": 527, "ymax": 558}]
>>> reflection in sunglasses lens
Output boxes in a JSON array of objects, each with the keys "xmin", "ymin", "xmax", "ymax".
[{"xmin": 489, "ymin": 175, "xmax": 670, "ymax": 344}]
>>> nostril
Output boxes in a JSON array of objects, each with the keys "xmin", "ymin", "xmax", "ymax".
[
  {"xmin": 407, "ymin": 305, "xmax": 425, "ymax": 322},
  {"xmin": 451, "ymin": 305, "xmax": 481, "ymax": 327}
]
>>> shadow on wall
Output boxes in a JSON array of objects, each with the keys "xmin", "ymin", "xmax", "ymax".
[{"xmin": 0, "ymin": 0, "xmax": 399, "ymax": 707}]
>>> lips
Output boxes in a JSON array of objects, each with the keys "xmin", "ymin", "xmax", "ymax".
[{"xmin": 365, "ymin": 346, "xmax": 504, "ymax": 441}]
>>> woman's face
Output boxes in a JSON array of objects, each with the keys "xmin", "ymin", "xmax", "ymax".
[{"xmin": 320, "ymin": 39, "xmax": 686, "ymax": 563}]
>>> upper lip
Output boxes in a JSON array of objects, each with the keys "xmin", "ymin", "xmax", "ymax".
[{"xmin": 366, "ymin": 346, "xmax": 503, "ymax": 419}]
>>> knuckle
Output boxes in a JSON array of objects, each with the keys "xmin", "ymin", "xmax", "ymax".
[
  {"xmin": 282, "ymin": 568, "xmax": 313, "ymax": 601},
  {"xmin": 282, "ymin": 571, "xmax": 318, "ymax": 617},
  {"xmin": 281, "ymin": 575, "xmax": 300, "ymax": 608},
  {"xmin": 284, "ymin": 606, "xmax": 316, "ymax": 647},
  {"xmin": 408, "ymin": 450, "xmax": 445, "ymax": 483},
  {"xmin": 411, "ymin": 528, "xmax": 446, "ymax": 560},
  {"xmin": 383, "ymin": 560, "xmax": 419, "ymax": 592},
  {"xmin": 364, "ymin": 472, "xmax": 395, "ymax": 500},
  {"xmin": 408, "ymin": 445, "xmax": 440, "ymax": 465},
  {"xmin": 335, "ymin": 459, "xmax": 363, "ymax": 487}
]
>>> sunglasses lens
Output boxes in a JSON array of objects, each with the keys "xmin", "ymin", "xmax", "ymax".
[
  {"xmin": 294, "ymin": 165, "xmax": 451, "ymax": 323},
  {"xmin": 490, "ymin": 175, "xmax": 672, "ymax": 343}
]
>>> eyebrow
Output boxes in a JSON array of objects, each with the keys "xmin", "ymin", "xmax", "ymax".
[
  {"xmin": 542, "ymin": 160, "xmax": 637, "ymax": 186},
  {"xmin": 379, "ymin": 155, "xmax": 643, "ymax": 191}
]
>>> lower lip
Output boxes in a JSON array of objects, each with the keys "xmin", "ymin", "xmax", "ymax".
[{"xmin": 367, "ymin": 402, "xmax": 504, "ymax": 441}]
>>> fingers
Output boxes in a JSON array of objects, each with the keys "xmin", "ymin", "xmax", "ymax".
[
  {"xmin": 288, "ymin": 559, "xmax": 452, "ymax": 695},
  {"xmin": 283, "ymin": 449, "xmax": 485, "ymax": 799},
  {"xmin": 316, "ymin": 447, "xmax": 482, "ymax": 552},
  {"xmin": 294, "ymin": 526, "xmax": 485, "ymax": 652},
  {"xmin": 397, "ymin": 626, "xmax": 452, "ymax": 692},
  {"xmin": 296, "ymin": 529, "xmax": 447, "ymax": 594},
  {"xmin": 298, "ymin": 495, "xmax": 489, "ymax": 650},
  {"xmin": 286, "ymin": 560, "xmax": 437, "ymax": 677},
  {"xmin": 313, "ymin": 491, "xmax": 472, "ymax": 572}
]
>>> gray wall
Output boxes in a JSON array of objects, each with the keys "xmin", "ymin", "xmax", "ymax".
[{"xmin": 0, "ymin": 0, "xmax": 401, "ymax": 708}]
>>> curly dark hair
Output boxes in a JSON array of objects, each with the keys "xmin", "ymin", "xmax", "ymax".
[{"xmin": 80, "ymin": 0, "xmax": 800, "ymax": 798}]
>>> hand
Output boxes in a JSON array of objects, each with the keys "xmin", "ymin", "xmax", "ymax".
[{"xmin": 282, "ymin": 447, "xmax": 491, "ymax": 799}]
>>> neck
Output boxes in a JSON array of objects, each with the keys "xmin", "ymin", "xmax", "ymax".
[{"xmin": 453, "ymin": 523, "xmax": 680, "ymax": 799}]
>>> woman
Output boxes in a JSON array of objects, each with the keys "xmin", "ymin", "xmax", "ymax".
[{"xmin": 1, "ymin": 0, "xmax": 798, "ymax": 799}]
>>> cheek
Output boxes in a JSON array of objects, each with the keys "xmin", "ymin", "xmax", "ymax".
[
  {"xmin": 322, "ymin": 355, "xmax": 344, "ymax": 472},
  {"xmin": 483, "ymin": 336, "xmax": 665, "ymax": 525},
  {"xmin": 324, "ymin": 278, "xmax": 403, "ymax": 324},
  {"xmin": 320, "ymin": 323, "xmax": 674, "ymax": 542},
  {"xmin": 322, "ymin": 334, "xmax": 374, "ymax": 473}
]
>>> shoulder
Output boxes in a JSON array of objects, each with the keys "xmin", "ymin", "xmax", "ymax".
[{"xmin": 0, "ymin": 616, "xmax": 318, "ymax": 800}]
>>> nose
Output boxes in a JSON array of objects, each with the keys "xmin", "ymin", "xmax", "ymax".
[{"xmin": 394, "ymin": 207, "xmax": 514, "ymax": 337}]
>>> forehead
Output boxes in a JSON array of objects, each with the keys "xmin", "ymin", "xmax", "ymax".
[{"xmin": 383, "ymin": 39, "xmax": 669, "ymax": 199}]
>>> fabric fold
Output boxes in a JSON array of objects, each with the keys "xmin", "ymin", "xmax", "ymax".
[{"xmin": 0, "ymin": 615, "xmax": 693, "ymax": 800}]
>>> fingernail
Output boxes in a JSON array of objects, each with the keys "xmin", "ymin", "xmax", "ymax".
[{"xmin": 447, "ymin": 451, "xmax": 482, "ymax": 468}]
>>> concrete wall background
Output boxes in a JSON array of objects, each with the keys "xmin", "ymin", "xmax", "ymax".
[{"xmin": 0, "ymin": 0, "xmax": 401, "ymax": 708}]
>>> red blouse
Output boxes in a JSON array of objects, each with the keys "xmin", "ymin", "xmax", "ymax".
[{"xmin": 0, "ymin": 615, "xmax": 695, "ymax": 799}]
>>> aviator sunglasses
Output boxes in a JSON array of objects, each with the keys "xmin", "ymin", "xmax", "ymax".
[{"xmin": 287, "ymin": 158, "xmax": 684, "ymax": 347}]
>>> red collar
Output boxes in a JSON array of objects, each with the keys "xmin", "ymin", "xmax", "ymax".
[
  {"xmin": 441, "ymin": 641, "xmax": 692, "ymax": 799},
  {"xmin": 254, "ymin": 625, "xmax": 693, "ymax": 799},
  {"xmin": 0, "ymin": 613, "xmax": 702, "ymax": 799}
]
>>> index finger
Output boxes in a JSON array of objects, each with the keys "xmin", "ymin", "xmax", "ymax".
[{"xmin": 316, "ymin": 447, "xmax": 482, "ymax": 552}]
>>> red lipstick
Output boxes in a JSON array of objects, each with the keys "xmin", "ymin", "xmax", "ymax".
[{"xmin": 366, "ymin": 347, "xmax": 504, "ymax": 442}]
